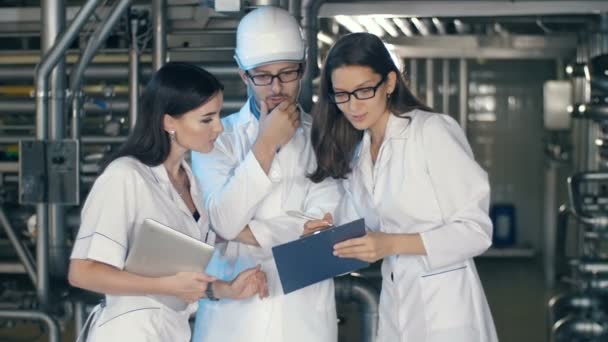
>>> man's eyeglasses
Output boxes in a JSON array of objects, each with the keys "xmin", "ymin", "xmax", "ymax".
[
  {"xmin": 246, "ymin": 67, "xmax": 302, "ymax": 86},
  {"xmin": 329, "ymin": 76, "xmax": 386, "ymax": 104}
]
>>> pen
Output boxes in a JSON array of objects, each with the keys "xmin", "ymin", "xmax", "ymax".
[{"xmin": 286, "ymin": 210, "xmax": 334, "ymax": 237}]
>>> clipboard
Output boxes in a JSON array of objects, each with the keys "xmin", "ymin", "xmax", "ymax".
[{"xmin": 271, "ymin": 218, "xmax": 369, "ymax": 294}]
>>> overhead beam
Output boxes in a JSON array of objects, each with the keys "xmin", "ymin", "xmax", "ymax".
[
  {"xmin": 388, "ymin": 34, "xmax": 577, "ymax": 59},
  {"xmin": 319, "ymin": 1, "xmax": 608, "ymax": 17}
]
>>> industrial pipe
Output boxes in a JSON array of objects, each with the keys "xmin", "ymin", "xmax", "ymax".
[
  {"xmin": 34, "ymin": 0, "xmax": 104, "ymax": 310},
  {"xmin": 128, "ymin": 16, "xmax": 140, "ymax": 131},
  {"xmin": 0, "ymin": 63, "xmax": 240, "ymax": 82},
  {"xmin": 300, "ymin": 0, "xmax": 324, "ymax": 113},
  {"xmin": 335, "ymin": 275, "xmax": 379, "ymax": 342},
  {"xmin": 152, "ymin": 0, "xmax": 167, "ymax": 70},
  {"xmin": 70, "ymin": 0, "xmax": 133, "ymax": 141},
  {"xmin": 0, "ymin": 310, "xmax": 60, "ymax": 342}
]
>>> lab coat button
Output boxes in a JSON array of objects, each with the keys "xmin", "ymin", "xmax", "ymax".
[{"xmin": 390, "ymin": 272, "xmax": 394, "ymax": 282}]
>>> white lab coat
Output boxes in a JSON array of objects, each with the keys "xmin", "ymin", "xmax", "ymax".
[
  {"xmin": 71, "ymin": 156, "xmax": 213, "ymax": 341},
  {"xmin": 336, "ymin": 110, "xmax": 498, "ymax": 342},
  {"xmin": 191, "ymin": 99, "xmax": 342, "ymax": 342}
]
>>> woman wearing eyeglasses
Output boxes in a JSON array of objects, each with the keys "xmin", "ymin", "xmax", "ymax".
[{"xmin": 307, "ymin": 32, "xmax": 498, "ymax": 342}]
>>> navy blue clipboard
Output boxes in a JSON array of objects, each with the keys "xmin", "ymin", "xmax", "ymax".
[{"xmin": 272, "ymin": 218, "xmax": 369, "ymax": 294}]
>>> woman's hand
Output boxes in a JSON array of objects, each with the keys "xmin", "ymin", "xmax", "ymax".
[
  {"xmin": 333, "ymin": 231, "xmax": 394, "ymax": 263},
  {"xmin": 302, "ymin": 213, "xmax": 334, "ymax": 237},
  {"xmin": 162, "ymin": 272, "xmax": 216, "ymax": 303},
  {"xmin": 218, "ymin": 265, "xmax": 269, "ymax": 300}
]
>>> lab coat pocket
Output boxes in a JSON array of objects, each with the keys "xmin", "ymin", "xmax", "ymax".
[{"xmin": 419, "ymin": 264, "xmax": 475, "ymax": 332}]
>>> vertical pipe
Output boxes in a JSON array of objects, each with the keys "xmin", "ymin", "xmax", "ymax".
[
  {"xmin": 544, "ymin": 164, "xmax": 558, "ymax": 288},
  {"xmin": 153, "ymin": 0, "xmax": 167, "ymax": 71},
  {"xmin": 300, "ymin": 0, "xmax": 324, "ymax": 113},
  {"xmin": 70, "ymin": 0, "xmax": 134, "ymax": 140},
  {"xmin": 442, "ymin": 59, "xmax": 449, "ymax": 113},
  {"xmin": 74, "ymin": 301, "xmax": 86, "ymax": 337},
  {"xmin": 425, "ymin": 59, "xmax": 434, "ymax": 108},
  {"xmin": 334, "ymin": 276, "xmax": 379, "ymax": 342},
  {"xmin": 35, "ymin": 0, "xmax": 103, "ymax": 305},
  {"xmin": 409, "ymin": 59, "xmax": 418, "ymax": 97},
  {"xmin": 129, "ymin": 17, "xmax": 140, "ymax": 131},
  {"xmin": 48, "ymin": 0, "xmax": 70, "ymax": 276},
  {"xmin": 289, "ymin": 0, "xmax": 302, "ymax": 21},
  {"xmin": 39, "ymin": 0, "xmax": 65, "ymax": 308},
  {"xmin": 459, "ymin": 58, "xmax": 468, "ymax": 132},
  {"xmin": 556, "ymin": 58, "xmax": 564, "ymax": 80}
]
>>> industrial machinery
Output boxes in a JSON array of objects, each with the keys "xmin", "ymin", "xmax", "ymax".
[{"xmin": 548, "ymin": 19, "xmax": 608, "ymax": 340}]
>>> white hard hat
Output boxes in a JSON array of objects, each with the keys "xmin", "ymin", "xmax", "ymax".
[{"xmin": 234, "ymin": 6, "xmax": 306, "ymax": 70}]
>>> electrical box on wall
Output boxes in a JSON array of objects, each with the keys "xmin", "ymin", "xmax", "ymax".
[{"xmin": 19, "ymin": 139, "xmax": 80, "ymax": 205}]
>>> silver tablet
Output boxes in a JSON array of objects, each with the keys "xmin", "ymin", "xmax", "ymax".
[{"xmin": 125, "ymin": 218, "xmax": 215, "ymax": 277}]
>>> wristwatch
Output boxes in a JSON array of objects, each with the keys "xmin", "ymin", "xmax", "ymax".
[{"xmin": 205, "ymin": 283, "xmax": 220, "ymax": 301}]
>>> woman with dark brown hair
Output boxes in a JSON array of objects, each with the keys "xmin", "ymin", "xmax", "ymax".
[{"xmin": 307, "ymin": 32, "xmax": 498, "ymax": 342}]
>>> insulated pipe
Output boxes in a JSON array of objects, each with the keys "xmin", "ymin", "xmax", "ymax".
[
  {"xmin": 335, "ymin": 276, "xmax": 379, "ymax": 342},
  {"xmin": 0, "ymin": 310, "xmax": 60, "ymax": 342},
  {"xmin": 300, "ymin": 0, "xmax": 324, "ymax": 113},
  {"xmin": 153, "ymin": 0, "xmax": 167, "ymax": 70},
  {"xmin": 0, "ymin": 206, "xmax": 37, "ymax": 286}
]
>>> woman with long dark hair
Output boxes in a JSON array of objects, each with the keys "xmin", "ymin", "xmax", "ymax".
[
  {"xmin": 307, "ymin": 33, "xmax": 498, "ymax": 342},
  {"xmin": 68, "ymin": 62, "xmax": 267, "ymax": 341}
]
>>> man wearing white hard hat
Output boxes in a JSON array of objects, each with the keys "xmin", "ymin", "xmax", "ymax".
[{"xmin": 191, "ymin": 6, "xmax": 341, "ymax": 342}]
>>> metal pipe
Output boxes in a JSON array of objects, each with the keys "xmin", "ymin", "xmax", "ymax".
[
  {"xmin": 0, "ymin": 63, "xmax": 240, "ymax": 82},
  {"xmin": 129, "ymin": 17, "xmax": 140, "ymax": 131},
  {"xmin": 442, "ymin": 59, "xmax": 449, "ymax": 113},
  {"xmin": 458, "ymin": 58, "xmax": 468, "ymax": 131},
  {"xmin": 543, "ymin": 162, "xmax": 559, "ymax": 289},
  {"xmin": 409, "ymin": 59, "xmax": 418, "ymax": 97},
  {"xmin": 0, "ymin": 98, "xmax": 245, "ymax": 115},
  {"xmin": 35, "ymin": 0, "xmax": 102, "ymax": 140},
  {"xmin": 0, "ymin": 310, "xmax": 60, "ymax": 342},
  {"xmin": 153, "ymin": 0, "xmax": 167, "ymax": 70},
  {"xmin": 70, "ymin": 0, "xmax": 133, "ymax": 140},
  {"xmin": 300, "ymin": 0, "xmax": 324, "ymax": 113},
  {"xmin": 74, "ymin": 301, "xmax": 86, "ymax": 337},
  {"xmin": 335, "ymin": 276, "xmax": 379, "ymax": 342},
  {"xmin": 289, "ymin": 0, "xmax": 302, "ymax": 21},
  {"xmin": 0, "ymin": 206, "xmax": 37, "ymax": 285},
  {"xmin": 44, "ymin": 0, "xmax": 69, "ymax": 283},
  {"xmin": 70, "ymin": 0, "xmax": 133, "ymax": 96},
  {"xmin": 425, "ymin": 59, "xmax": 434, "ymax": 109}
]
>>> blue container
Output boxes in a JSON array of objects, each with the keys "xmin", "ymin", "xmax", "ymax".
[{"xmin": 490, "ymin": 203, "xmax": 517, "ymax": 248}]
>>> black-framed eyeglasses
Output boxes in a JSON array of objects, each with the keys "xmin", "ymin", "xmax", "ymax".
[
  {"xmin": 246, "ymin": 67, "xmax": 303, "ymax": 86},
  {"xmin": 329, "ymin": 76, "xmax": 387, "ymax": 104}
]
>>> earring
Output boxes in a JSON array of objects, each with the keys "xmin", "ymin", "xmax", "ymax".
[
  {"xmin": 169, "ymin": 130, "xmax": 176, "ymax": 141},
  {"xmin": 387, "ymin": 93, "xmax": 392, "ymax": 99}
]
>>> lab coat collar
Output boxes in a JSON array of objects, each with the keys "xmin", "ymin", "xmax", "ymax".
[
  {"xmin": 149, "ymin": 160, "xmax": 201, "ymax": 199},
  {"xmin": 352, "ymin": 111, "xmax": 413, "ymax": 164}
]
